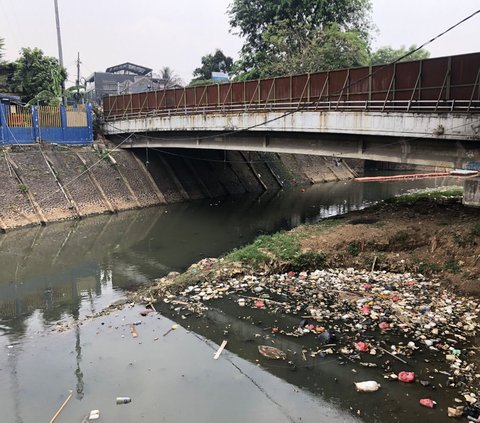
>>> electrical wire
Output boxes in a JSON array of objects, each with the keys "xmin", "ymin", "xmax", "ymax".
[
  {"xmin": 113, "ymin": 117, "xmax": 480, "ymax": 166},
  {"xmin": 1, "ymin": 10, "xmax": 479, "ymax": 221}
]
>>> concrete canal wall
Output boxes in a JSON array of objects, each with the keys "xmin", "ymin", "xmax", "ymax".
[{"xmin": 0, "ymin": 144, "xmax": 360, "ymax": 231}]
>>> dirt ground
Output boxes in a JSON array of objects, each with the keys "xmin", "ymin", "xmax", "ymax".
[{"xmin": 300, "ymin": 196, "xmax": 480, "ymax": 294}]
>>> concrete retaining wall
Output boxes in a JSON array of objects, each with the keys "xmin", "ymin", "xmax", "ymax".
[{"xmin": 0, "ymin": 144, "xmax": 359, "ymax": 231}]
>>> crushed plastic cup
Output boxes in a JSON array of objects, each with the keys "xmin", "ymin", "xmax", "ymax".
[
  {"xmin": 398, "ymin": 371, "xmax": 415, "ymax": 383},
  {"xmin": 354, "ymin": 342, "xmax": 369, "ymax": 352},
  {"xmin": 419, "ymin": 399, "xmax": 435, "ymax": 408}
]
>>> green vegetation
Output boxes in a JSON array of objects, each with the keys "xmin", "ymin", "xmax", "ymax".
[
  {"xmin": 160, "ymin": 67, "xmax": 183, "ymax": 88},
  {"xmin": 444, "ymin": 257, "xmax": 461, "ymax": 274},
  {"xmin": 471, "ymin": 224, "xmax": 480, "ymax": 237},
  {"xmin": 12, "ymin": 47, "xmax": 66, "ymax": 105},
  {"xmin": 191, "ymin": 49, "xmax": 233, "ymax": 84},
  {"xmin": 347, "ymin": 241, "xmax": 361, "ymax": 256},
  {"xmin": 227, "ymin": 231, "xmax": 304, "ymax": 266},
  {"xmin": 386, "ymin": 188, "xmax": 463, "ymax": 204},
  {"xmin": 390, "ymin": 230, "xmax": 410, "ymax": 248},
  {"xmin": 454, "ymin": 233, "xmax": 476, "ymax": 248},
  {"xmin": 453, "ymin": 224, "xmax": 480, "ymax": 247},
  {"xmin": 417, "ymin": 261, "xmax": 441, "ymax": 274},
  {"xmin": 17, "ymin": 183, "xmax": 28, "ymax": 194},
  {"xmin": 290, "ymin": 251, "xmax": 326, "ymax": 271},
  {"xmin": 226, "ymin": 220, "xmax": 340, "ymax": 270},
  {"xmin": 370, "ymin": 45, "xmax": 430, "ymax": 65},
  {"xmin": 227, "ymin": 0, "xmax": 372, "ymax": 80}
]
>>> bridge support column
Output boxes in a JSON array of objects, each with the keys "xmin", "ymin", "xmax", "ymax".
[{"xmin": 463, "ymin": 177, "xmax": 480, "ymax": 207}]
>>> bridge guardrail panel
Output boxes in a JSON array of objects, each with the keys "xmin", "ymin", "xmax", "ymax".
[{"xmin": 103, "ymin": 52, "xmax": 480, "ymax": 119}]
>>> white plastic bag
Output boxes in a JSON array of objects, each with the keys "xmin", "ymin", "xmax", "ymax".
[{"xmin": 354, "ymin": 381, "xmax": 381, "ymax": 392}]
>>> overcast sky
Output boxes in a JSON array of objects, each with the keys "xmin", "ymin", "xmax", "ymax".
[{"xmin": 0, "ymin": 0, "xmax": 479, "ymax": 85}]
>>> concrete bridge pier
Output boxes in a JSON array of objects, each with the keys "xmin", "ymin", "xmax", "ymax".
[{"xmin": 463, "ymin": 177, "xmax": 480, "ymax": 207}]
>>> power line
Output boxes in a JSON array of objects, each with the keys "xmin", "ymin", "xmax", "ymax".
[{"xmin": 104, "ymin": 9, "xmax": 480, "ymax": 143}]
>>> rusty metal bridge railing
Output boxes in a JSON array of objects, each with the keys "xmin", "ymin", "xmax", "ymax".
[{"xmin": 104, "ymin": 52, "xmax": 480, "ymax": 121}]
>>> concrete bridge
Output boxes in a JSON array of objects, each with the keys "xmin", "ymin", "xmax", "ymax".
[{"xmin": 103, "ymin": 52, "xmax": 480, "ymax": 205}]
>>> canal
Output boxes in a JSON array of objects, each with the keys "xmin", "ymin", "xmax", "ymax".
[{"xmin": 0, "ymin": 176, "xmax": 461, "ymax": 422}]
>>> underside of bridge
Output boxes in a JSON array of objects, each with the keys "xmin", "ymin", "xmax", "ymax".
[{"xmin": 109, "ymin": 130, "xmax": 480, "ymax": 171}]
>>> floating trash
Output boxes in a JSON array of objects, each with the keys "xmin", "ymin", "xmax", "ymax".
[
  {"xmin": 354, "ymin": 381, "xmax": 381, "ymax": 392},
  {"xmin": 258, "ymin": 345, "xmax": 286, "ymax": 360}
]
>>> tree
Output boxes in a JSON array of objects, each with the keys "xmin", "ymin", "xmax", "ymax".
[
  {"xmin": 160, "ymin": 66, "xmax": 183, "ymax": 88},
  {"xmin": 0, "ymin": 37, "xmax": 16, "ymax": 94},
  {"xmin": 234, "ymin": 22, "xmax": 368, "ymax": 79},
  {"xmin": 192, "ymin": 49, "xmax": 233, "ymax": 81},
  {"xmin": 228, "ymin": 0, "xmax": 372, "ymax": 79},
  {"xmin": 12, "ymin": 47, "xmax": 67, "ymax": 105},
  {"xmin": 370, "ymin": 45, "xmax": 430, "ymax": 65}
]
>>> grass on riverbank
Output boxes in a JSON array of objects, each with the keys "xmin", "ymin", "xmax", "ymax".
[
  {"xmin": 225, "ymin": 188, "xmax": 467, "ymax": 273},
  {"xmin": 225, "ymin": 219, "xmax": 341, "ymax": 271},
  {"xmin": 385, "ymin": 187, "xmax": 463, "ymax": 204}
]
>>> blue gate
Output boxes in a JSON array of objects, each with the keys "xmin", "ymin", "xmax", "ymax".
[{"xmin": 0, "ymin": 103, "xmax": 93, "ymax": 145}]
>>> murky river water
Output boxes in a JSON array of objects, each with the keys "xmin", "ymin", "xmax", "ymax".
[{"xmin": 0, "ymin": 176, "xmax": 463, "ymax": 422}]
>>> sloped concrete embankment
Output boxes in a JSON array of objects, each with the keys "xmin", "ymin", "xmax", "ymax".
[{"xmin": 0, "ymin": 145, "xmax": 359, "ymax": 231}]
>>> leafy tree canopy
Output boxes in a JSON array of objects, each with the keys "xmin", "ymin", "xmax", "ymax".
[
  {"xmin": 370, "ymin": 45, "xmax": 430, "ymax": 65},
  {"xmin": 12, "ymin": 47, "xmax": 67, "ymax": 105},
  {"xmin": 233, "ymin": 22, "xmax": 369, "ymax": 80},
  {"xmin": 188, "ymin": 79, "xmax": 218, "ymax": 87},
  {"xmin": 192, "ymin": 49, "xmax": 233, "ymax": 81},
  {"xmin": 228, "ymin": 0, "xmax": 372, "ymax": 79}
]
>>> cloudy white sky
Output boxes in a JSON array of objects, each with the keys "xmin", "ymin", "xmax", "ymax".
[{"xmin": 0, "ymin": 0, "xmax": 479, "ymax": 85}]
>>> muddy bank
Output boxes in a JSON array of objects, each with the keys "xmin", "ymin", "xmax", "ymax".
[
  {"xmin": 0, "ymin": 143, "xmax": 359, "ymax": 230},
  {"xmin": 127, "ymin": 191, "xmax": 480, "ymax": 422},
  {"xmin": 140, "ymin": 189, "xmax": 480, "ymax": 296}
]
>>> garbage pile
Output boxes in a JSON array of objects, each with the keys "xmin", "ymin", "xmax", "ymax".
[{"xmin": 159, "ymin": 265, "xmax": 480, "ymax": 418}]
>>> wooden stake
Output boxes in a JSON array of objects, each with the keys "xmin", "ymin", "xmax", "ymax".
[
  {"xmin": 213, "ymin": 340, "xmax": 228, "ymax": 360},
  {"xmin": 371, "ymin": 256, "xmax": 377, "ymax": 273},
  {"xmin": 378, "ymin": 346, "xmax": 408, "ymax": 364},
  {"xmin": 49, "ymin": 390, "xmax": 73, "ymax": 423}
]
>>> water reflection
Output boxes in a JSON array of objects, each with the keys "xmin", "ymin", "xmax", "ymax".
[{"xmin": 0, "ymin": 176, "xmax": 457, "ymax": 333}]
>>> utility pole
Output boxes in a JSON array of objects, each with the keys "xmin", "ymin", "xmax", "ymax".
[
  {"xmin": 76, "ymin": 52, "xmax": 82, "ymax": 104},
  {"xmin": 54, "ymin": 0, "xmax": 66, "ymax": 105}
]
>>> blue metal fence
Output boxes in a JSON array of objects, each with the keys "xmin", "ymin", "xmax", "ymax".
[{"xmin": 0, "ymin": 103, "xmax": 93, "ymax": 145}]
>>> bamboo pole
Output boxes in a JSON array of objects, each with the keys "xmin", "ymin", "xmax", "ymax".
[{"xmin": 49, "ymin": 390, "xmax": 73, "ymax": 423}]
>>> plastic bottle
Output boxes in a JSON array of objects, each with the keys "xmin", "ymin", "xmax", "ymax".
[{"xmin": 116, "ymin": 397, "xmax": 132, "ymax": 404}]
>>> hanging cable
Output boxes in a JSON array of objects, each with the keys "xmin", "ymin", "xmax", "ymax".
[{"xmin": 103, "ymin": 9, "xmax": 480, "ymax": 143}]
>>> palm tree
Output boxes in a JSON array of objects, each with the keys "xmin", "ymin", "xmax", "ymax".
[{"xmin": 160, "ymin": 66, "xmax": 183, "ymax": 88}]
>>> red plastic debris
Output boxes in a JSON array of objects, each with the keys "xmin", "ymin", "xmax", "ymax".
[
  {"xmin": 419, "ymin": 399, "xmax": 435, "ymax": 408},
  {"xmin": 378, "ymin": 322, "xmax": 390, "ymax": 331},
  {"xmin": 315, "ymin": 326, "xmax": 325, "ymax": 333},
  {"xmin": 300, "ymin": 188, "xmax": 305, "ymax": 192},
  {"xmin": 254, "ymin": 300, "xmax": 265, "ymax": 308},
  {"xmin": 306, "ymin": 324, "xmax": 315, "ymax": 331},
  {"xmin": 360, "ymin": 305, "xmax": 371, "ymax": 315},
  {"xmin": 354, "ymin": 342, "xmax": 369, "ymax": 352},
  {"xmin": 406, "ymin": 280, "xmax": 415, "ymax": 286},
  {"xmin": 363, "ymin": 283, "xmax": 372, "ymax": 290},
  {"xmin": 287, "ymin": 271, "xmax": 296, "ymax": 277},
  {"xmin": 391, "ymin": 295, "xmax": 401, "ymax": 302},
  {"xmin": 398, "ymin": 372, "xmax": 415, "ymax": 383}
]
